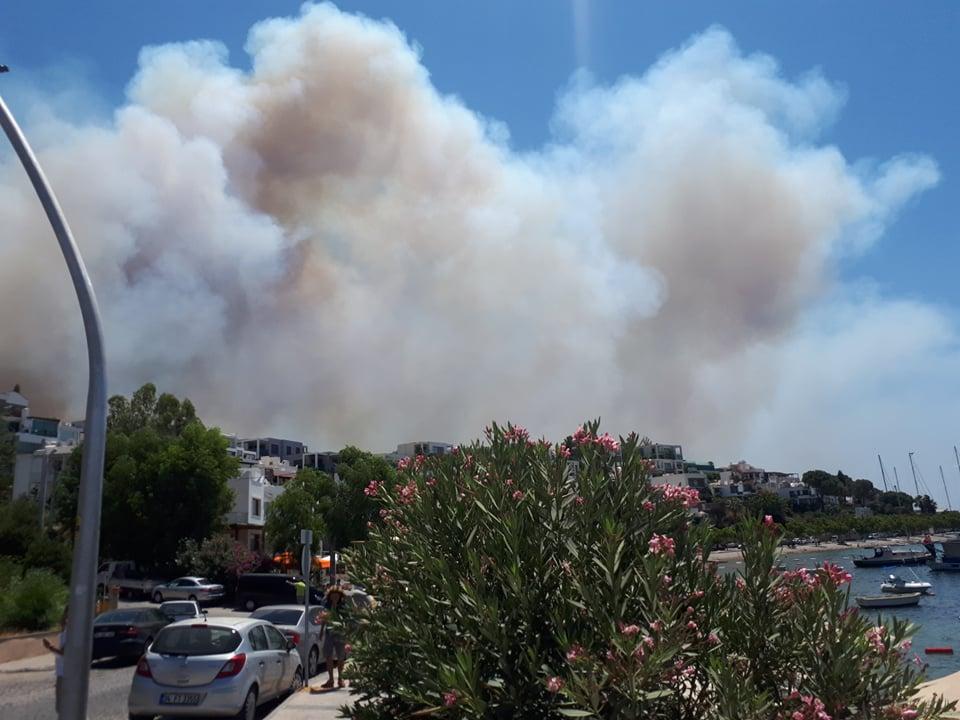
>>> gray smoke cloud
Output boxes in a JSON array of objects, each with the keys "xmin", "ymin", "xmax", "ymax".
[{"xmin": 0, "ymin": 4, "xmax": 942, "ymax": 466}]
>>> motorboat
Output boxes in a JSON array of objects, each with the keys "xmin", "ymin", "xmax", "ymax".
[
  {"xmin": 852, "ymin": 546, "xmax": 933, "ymax": 568},
  {"xmin": 880, "ymin": 575, "xmax": 932, "ymax": 594},
  {"xmin": 928, "ymin": 540, "xmax": 960, "ymax": 572},
  {"xmin": 856, "ymin": 592, "xmax": 922, "ymax": 609}
]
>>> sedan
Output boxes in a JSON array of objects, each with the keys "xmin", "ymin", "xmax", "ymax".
[
  {"xmin": 250, "ymin": 605, "xmax": 325, "ymax": 676},
  {"xmin": 152, "ymin": 576, "xmax": 224, "ymax": 604},
  {"xmin": 159, "ymin": 600, "xmax": 204, "ymax": 623},
  {"xmin": 128, "ymin": 617, "xmax": 303, "ymax": 720},
  {"xmin": 92, "ymin": 608, "xmax": 169, "ymax": 661}
]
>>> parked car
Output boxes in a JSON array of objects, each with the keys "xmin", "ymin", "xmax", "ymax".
[
  {"xmin": 159, "ymin": 600, "xmax": 204, "ymax": 623},
  {"xmin": 251, "ymin": 605, "xmax": 325, "ymax": 676},
  {"xmin": 236, "ymin": 573, "xmax": 323, "ymax": 612},
  {"xmin": 128, "ymin": 617, "xmax": 303, "ymax": 720},
  {"xmin": 96, "ymin": 561, "xmax": 165, "ymax": 600},
  {"xmin": 151, "ymin": 577, "xmax": 224, "ymax": 605},
  {"xmin": 92, "ymin": 608, "xmax": 169, "ymax": 661}
]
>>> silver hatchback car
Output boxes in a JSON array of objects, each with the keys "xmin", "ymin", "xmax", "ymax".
[{"xmin": 128, "ymin": 617, "xmax": 303, "ymax": 719}]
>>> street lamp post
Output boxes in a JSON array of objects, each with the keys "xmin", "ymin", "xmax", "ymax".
[{"xmin": 0, "ymin": 83, "xmax": 107, "ymax": 720}]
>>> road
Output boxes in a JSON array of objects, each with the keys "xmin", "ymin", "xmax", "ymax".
[
  {"xmin": 0, "ymin": 657, "xmax": 286, "ymax": 720},
  {"xmin": 0, "ymin": 602, "xmax": 287, "ymax": 720}
]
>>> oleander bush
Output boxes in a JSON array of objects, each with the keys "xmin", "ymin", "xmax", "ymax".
[{"xmin": 343, "ymin": 422, "xmax": 954, "ymax": 719}]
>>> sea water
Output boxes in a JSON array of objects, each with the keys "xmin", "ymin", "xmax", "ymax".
[{"xmin": 723, "ymin": 545, "xmax": 960, "ymax": 680}]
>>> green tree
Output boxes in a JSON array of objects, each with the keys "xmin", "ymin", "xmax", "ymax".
[
  {"xmin": 265, "ymin": 468, "xmax": 335, "ymax": 553},
  {"xmin": 0, "ymin": 497, "xmax": 40, "ymax": 557},
  {"xmin": 53, "ymin": 384, "xmax": 236, "ymax": 570},
  {"xmin": 0, "ymin": 422, "xmax": 15, "ymax": 504},
  {"xmin": 916, "ymin": 495, "xmax": 938, "ymax": 514},
  {"xmin": 803, "ymin": 469, "xmax": 846, "ymax": 498},
  {"xmin": 851, "ymin": 478, "xmax": 877, "ymax": 506},
  {"xmin": 325, "ymin": 446, "xmax": 396, "ymax": 549},
  {"xmin": 742, "ymin": 490, "xmax": 791, "ymax": 524}
]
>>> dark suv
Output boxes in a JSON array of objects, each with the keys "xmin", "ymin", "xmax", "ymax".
[{"xmin": 236, "ymin": 573, "xmax": 323, "ymax": 611}]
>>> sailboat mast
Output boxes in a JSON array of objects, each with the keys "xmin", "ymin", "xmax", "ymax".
[
  {"xmin": 908, "ymin": 452, "xmax": 921, "ymax": 497},
  {"xmin": 941, "ymin": 465, "xmax": 953, "ymax": 511},
  {"xmin": 894, "ymin": 466, "xmax": 901, "ymax": 493},
  {"xmin": 877, "ymin": 454, "xmax": 889, "ymax": 492}
]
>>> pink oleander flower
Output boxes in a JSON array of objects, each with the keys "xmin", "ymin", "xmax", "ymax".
[
  {"xmin": 735, "ymin": 577, "xmax": 747, "ymax": 591},
  {"xmin": 763, "ymin": 514, "xmax": 775, "ymax": 527},
  {"xmin": 443, "ymin": 690, "xmax": 458, "ymax": 707},
  {"xmin": 644, "ymin": 635, "xmax": 655, "ymax": 649},
  {"xmin": 900, "ymin": 711, "xmax": 918, "ymax": 720},
  {"xmin": 652, "ymin": 484, "xmax": 701, "ymax": 508},
  {"xmin": 596, "ymin": 432, "xmax": 620, "ymax": 452},
  {"xmin": 566, "ymin": 644, "xmax": 584, "ymax": 661},
  {"xmin": 621, "ymin": 624, "xmax": 641, "ymax": 636},
  {"xmin": 396, "ymin": 457, "xmax": 412, "ymax": 471},
  {"xmin": 686, "ymin": 621, "xmax": 698, "ymax": 632},
  {"xmin": 363, "ymin": 480, "xmax": 381, "ymax": 497},
  {"xmin": 661, "ymin": 575, "xmax": 672, "ymax": 587},
  {"xmin": 512, "ymin": 490, "xmax": 524, "ymax": 501},
  {"xmin": 558, "ymin": 445, "xmax": 572, "ymax": 459},
  {"xmin": 648, "ymin": 533, "xmax": 676, "ymax": 557},
  {"xmin": 413, "ymin": 454, "xmax": 427, "ymax": 470},
  {"xmin": 692, "ymin": 590, "xmax": 705, "ymax": 599},
  {"xmin": 426, "ymin": 477, "xmax": 437, "ymax": 487},
  {"xmin": 572, "ymin": 425, "xmax": 592, "ymax": 445},
  {"xmin": 545, "ymin": 676, "xmax": 564, "ymax": 693},
  {"xmin": 685, "ymin": 606, "xmax": 695, "ymax": 615},
  {"xmin": 343, "ymin": 643, "xmax": 352, "ymax": 654},
  {"xmin": 820, "ymin": 561, "xmax": 852, "ymax": 586},
  {"xmin": 707, "ymin": 632, "xmax": 720, "ymax": 646},
  {"xmin": 397, "ymin": 480, "xmax": 418, "ymax": 505},
  {"xmin": 505, "ymin": 478, "xmax": 514, "ymax": 486},
  {"xmin": 649, "ymin": 620, "xmax": 664, "ymax": 633},
  {"xmin": 642, "ymin": 500, "xmax": 655, "ymax": 511},
  {"xmin": 575, "ymin": 495, "xmax": 585, "ymax": 505},
  {"xmin": 866, "ymin": 626, "xmax": 886, "ymax": 654}
]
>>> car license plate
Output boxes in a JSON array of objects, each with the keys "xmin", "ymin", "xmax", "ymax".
[
  {"xmin": 160, "ymin": 693, "xmax": 203, "ymax": 706},
  {"xmin": 93, "ymin": 631, "xmax": 114, "ymax": 638}
]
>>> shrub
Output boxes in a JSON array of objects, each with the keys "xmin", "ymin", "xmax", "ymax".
[
  {"xmin": 176, "ymin": 534, "xmax": 265, "ymax": 598},
  {"xmin": 345, "ymin": 422, "xmax": 955, "ymax": 719},
  {"xmin": 24, "ymin": 535, "xmax": 72, "ymax": 581},
  {"xmin": 0, "ymin": 569, "xmax": 67, "ymax": 632}
]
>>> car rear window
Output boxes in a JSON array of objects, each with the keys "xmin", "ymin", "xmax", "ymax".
[
  {"xmin": 96, "ymin": 610, "xmax": 144, "ymax": 624},
  {"xmin": 196, "ymin": 578, "xmax": 213, "ymax": 585},
  {"xmin": 251, "ymin": 609, "xmax": 302, "ymax": 625},
  {"xmin": 162, "ymin": 602, "xmax": 197, "ymax": 615},
  {"xmin": 152, "ymin": 625, "xmax": 241, "ymax": 656}
]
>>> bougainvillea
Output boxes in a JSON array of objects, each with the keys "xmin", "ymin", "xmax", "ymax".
[{"xmin": 341, "ymin": 421, "xmax": 953, "ymax": 720}]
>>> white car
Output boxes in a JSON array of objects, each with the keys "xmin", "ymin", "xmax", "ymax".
[
  {"xmin": 250, "ymin": 605, "xmax": 326, "ymax": 676},
  {"xmin": 128, "ymin": 617, "xmax": 303, "ymax": 720},
  {"xmin": 159, "ymin": 600, "xmax": 204, "ymax": 623},
  {"xmin": 152, "ymin": 576, "xmax": 224, "ymax": 605}
]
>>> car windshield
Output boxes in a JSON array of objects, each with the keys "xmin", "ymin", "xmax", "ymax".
[
  {"xmin": 251, "ymin": 609, "xmax": 302, "ymax": 625},
  {"xmin": 162, "ymin": 602, "xmax": 198, "ymax": 615},
  {"xmin": 152, "ymin": 625, "xmax": 241, "ymax": 656},
  {"xmin": 95, "ymin": 610, "xmax": 145, "ymax": 624}
]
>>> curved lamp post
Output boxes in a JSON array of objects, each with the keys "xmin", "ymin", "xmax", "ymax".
[{"xmin": 0, "ymin": 83, "xmax": 107, "ymax": 720}]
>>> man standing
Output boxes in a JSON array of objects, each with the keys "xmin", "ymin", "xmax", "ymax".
[{"xmin": 320, "ymin": 585, "xmax": 348, "ymax": 689}]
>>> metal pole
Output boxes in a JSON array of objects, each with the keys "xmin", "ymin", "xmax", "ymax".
[
  {"xmin": 39, "ymin": 448, "xmax": 49, "ymax": 530},
  {"xmin": 877, "ymin": 454, "xmax": 889, "ymax": 492},
  {"xmin": 299, "ymin": 529, "xmax": 313, "ymax": 686},
  {"xmin": 940, "ymin": 465, "xmax": 952, "ymax": 511},
  {"xmin": 0, "ymin": 94, "xmax": 107, "ymax": 720},
  {"xmin": 893, "ymin": 466, "xmax": 901, "ymax": 493}
]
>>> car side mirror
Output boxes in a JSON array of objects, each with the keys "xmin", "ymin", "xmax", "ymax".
[{"xmin": 286, "ymin": 639, "xmax": 297, "ymax": 652}]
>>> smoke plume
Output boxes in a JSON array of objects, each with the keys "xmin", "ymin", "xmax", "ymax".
[{"xmin": 0, "ymin": 4, "xmax": 946, "ymax": 472}]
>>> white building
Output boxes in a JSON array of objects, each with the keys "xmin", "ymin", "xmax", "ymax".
[
  {"xmin": 12, "ymin": 443, "xmax": 76, "ymax": 519},
  {"xmin": 637, "ymin": 442, "xmax": 685, "ymax": 475},
  {"xmin": 225, "ymin": 464, "xmax": 286, "ymax": 553},
  {"xmin": 383, "ymin": 441, "xmax": 455, "ymax": 464}
]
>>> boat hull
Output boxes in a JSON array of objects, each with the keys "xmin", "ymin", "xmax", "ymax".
[
  {"xmin": 853, "ymin": 555, "xmax": 929, "ymax": 568},
  {"xmin": 880, "ymin": 584, "xmax": 931, "ymax": 594},
  {"xmin": 928, "ymin": 560, "xmax": 960, "ymax": 572},
  {"xmin": 856, "ymin": 592, "xmax": 922, "ymax": 608}
]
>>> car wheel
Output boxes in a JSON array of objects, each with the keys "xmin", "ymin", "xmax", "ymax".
[
  {"xmin": 244, "ymin": 598, "xmax": 256, "ymax": 612},
  {"xmin": 290, "ymin": 666, "xmax": 304, "ymax": 694},
  {"xmin": 152, "ymin": 591, "xmax": 163, "ymax": 603},
  {"xmin": 308, "ymin": 646, "xmax": 319, "ymax": 677},
  {"xmin": 188, "ymin": 594, "xmax": 198, "ymax": 602},
  {"xmin": 235, "ymin": 687, "xmax": 257, "ymax": 720}
]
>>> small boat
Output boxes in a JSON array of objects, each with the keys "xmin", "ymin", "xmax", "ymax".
[
  {"xmin": 856, "ymin": 592, "xmax": 922, "ymax": 609},
  {"xmin": 880, "ymin": 574, "xmax": 933, "ymax": 594},
  {"xmin": 928, "ymin": 540, "xmax": 960, "ymax": 572},
  {"xmin": 852, "ymin": 546, "xmax": 932, "ymax": 568}
]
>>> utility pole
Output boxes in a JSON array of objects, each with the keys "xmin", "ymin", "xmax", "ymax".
[
  {"xmin": 941, "ymin": 465, "xmax": 952, "ymax": 511},
  {"xmin": 877, "ymin": 454, "xmax": 889, "ymax": 492},
  {"xmin": 0, "ymin": 82, "xmax": 107, "ymax": 720},
  {"xmin": 908, "ymin": 452, "xmax": 921, "ymax": 497}
]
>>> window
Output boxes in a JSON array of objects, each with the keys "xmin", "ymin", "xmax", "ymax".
[
  {"xmin": 252, "ymin": 609, "xmax": 303, "ymax": 626},
  {"xmin": 250, "ymin": 534, "xmax": 261, "ymax": 552},
  {"xmin": 248, "ymin": 625, "xmax": 268, "ymax": 651},
  {"xmin": 286, "ymin": 446, "xmax": 291, "ymax": 455},
  {"xmin": 251, "ymin": 498, "xmax": 262, "ymax": 517},
  {"xmin": 153, "ymin": 626, "xmax": 241, "ymax": 656},
  {"xmin": 271, "ymin": 444, "xmax": 280, "ymax": 455},
  {"xmin": 265, "ymin": 625, "xmax": 287, "ymax": 650}
]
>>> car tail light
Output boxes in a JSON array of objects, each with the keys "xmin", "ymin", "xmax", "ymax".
[
  {"xmin": 287, "ymin": 632, "xmax": 301, "ymax": 646},
  {"xmin": 135, "ymin": 657, "xmax": 152, "ymax": 678},
  {"xmin": 216, "ymin": 653, "xmax": 247, "ymax": 678},
  {"xmin": 121, "ymin": 626, "xmax": 139, "ymax": 637}
]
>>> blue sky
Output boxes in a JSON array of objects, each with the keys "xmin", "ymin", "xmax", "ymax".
[
  {"xmin": 1, "ymin": 2, "xmax": 959, "ymax": 496},
  {"xmin": 2, "ymin": 1, "xmax": 957, "ymax": 308}
]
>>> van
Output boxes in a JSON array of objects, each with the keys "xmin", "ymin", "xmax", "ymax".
[{"xmin": 236, "ymin": 573, "xmax": 323, "ymax": 611}]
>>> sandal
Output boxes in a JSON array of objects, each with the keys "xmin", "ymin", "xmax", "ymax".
[{"xmin": 320, "ymin": 679, "xmax": 334, "ymax": 689}]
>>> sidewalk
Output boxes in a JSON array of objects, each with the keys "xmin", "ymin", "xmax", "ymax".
[
  {"xmin": 918, "ymin": 670, "xmax": 960, "ymax": 718},
  {"xmin": 0, "ymin": 652, "xmax": 54, "ymax": 674},
  {"xmin": 268, "ymin": 684, "xmax": 355, "ymax": 719}
]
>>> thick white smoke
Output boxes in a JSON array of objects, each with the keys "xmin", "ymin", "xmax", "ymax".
[{"xmin": 0, "ymin": 4, "xmax": 948, "ymax": 480}]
